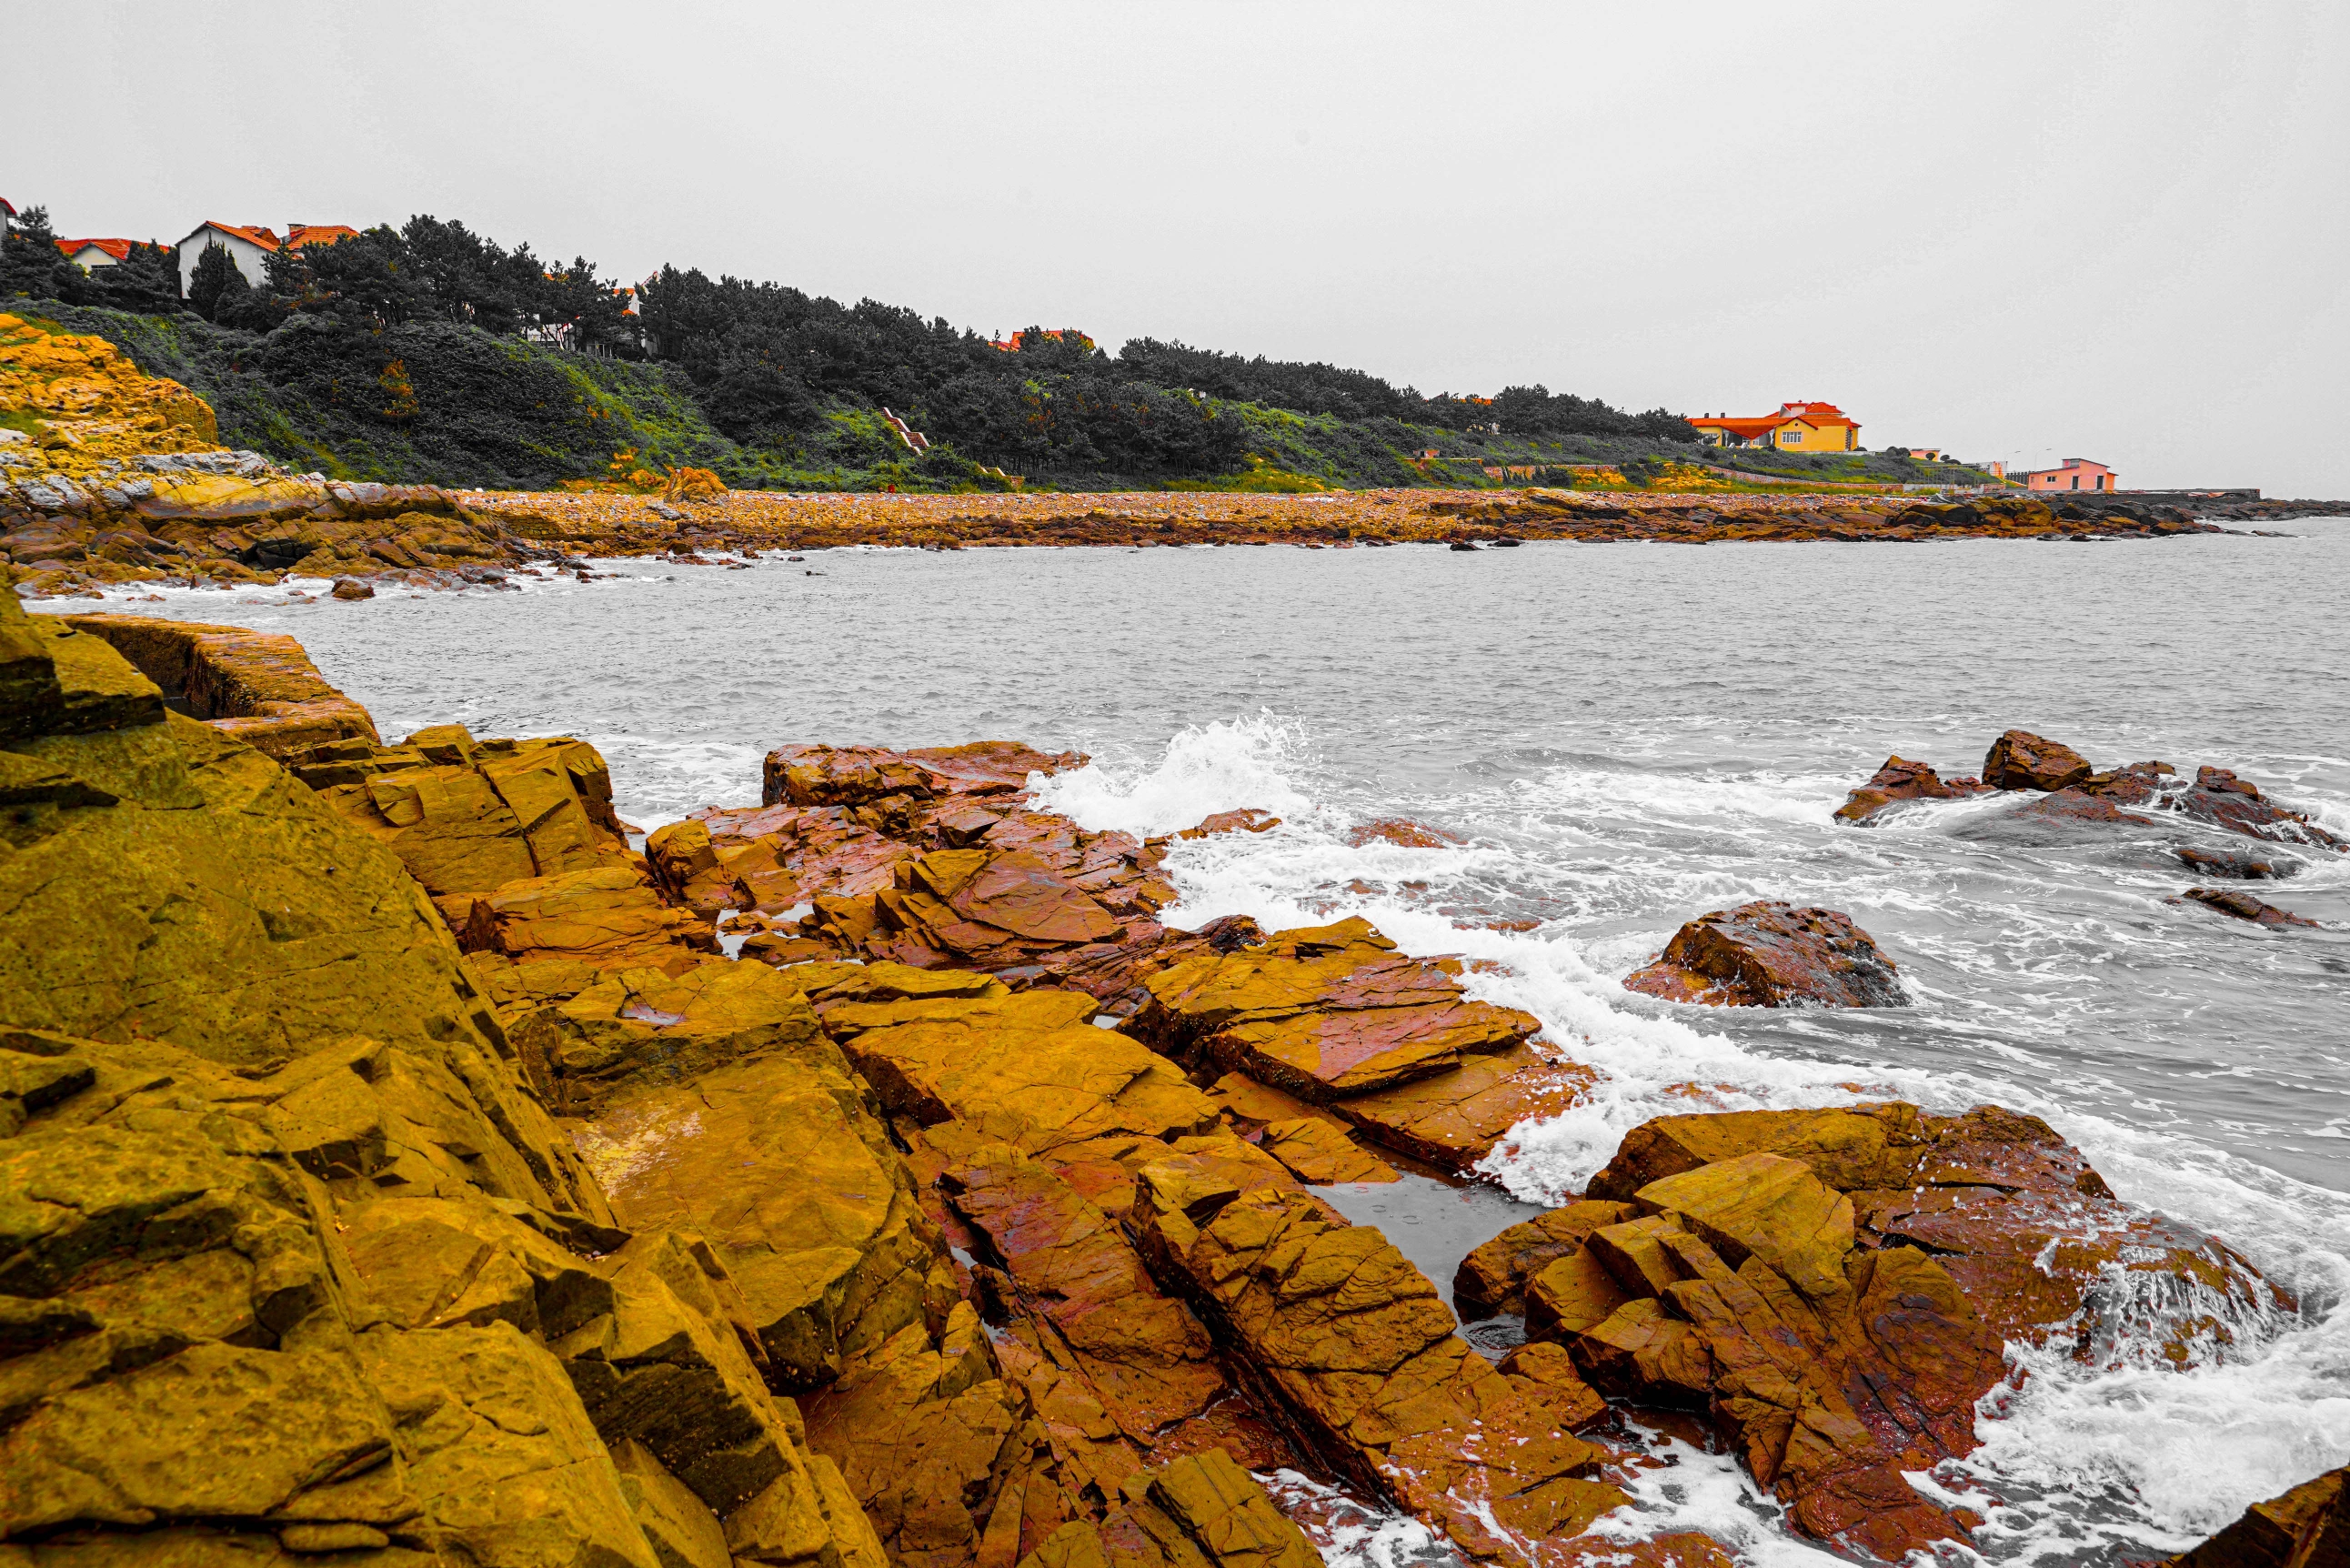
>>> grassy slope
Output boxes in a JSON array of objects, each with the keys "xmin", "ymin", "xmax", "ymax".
[{"xmin": 30, "ymin": 304, "xmax": 2000, "ymax": 493}]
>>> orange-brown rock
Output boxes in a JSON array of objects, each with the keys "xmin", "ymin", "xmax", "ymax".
[
  {"xmin": 1133, "ymin": 1181, "xmax": 1626, "ymax": 1564},
  {"xmin": 1343, "ymin": 818, "xmax": 1461, "ymax": 849},
  {"xmin": 1325, "ymin": 1042, "xmax": 1596, "ymax": 1173},
  {"xmin": 820, "ymin": 989, "xmax": 1218, "ymax": 1154},
  {"xmin": 1133, "ymin": 917, "xmax": 1542, "ymax": 1101},
  {"xmin": 296, "ymin": 725, "xmax": 633, "ymax": 905},
  {"xmin": 1622, "ymin": 900, "xmax": 1907, "ymax": 1009},
  {"xmin": 1861, "ymin": 737, "xmax": 2346, "ymax": 851},
  {"xmin": 1454, "ymin": 1200, "xmax": 1637, "ymax": 1321},
  {"xmin": 1983, "ymin": 729, "xmax": 2094, "ymax": 791},
  {"xmin": 764, "ymin": 741, "xmax": 1086, "ymax": 809},
  {"xmin": 1833, "ymin": 755, "xmax": 1987, "ymax": 824},
  {"xmin": 1016, "ymin": 1450, "xmax": 1321, "ymax": 1568},
  {"xmin": 460, "ymin": 865, "xmax": 718, "ymax": 1008},
  {"xmin": 1251, "ymin": 1116, "xmax": 1398, "ymax": 1183},
  {"xmin": 1521, "ymin": 1151, "xmax": 1997, "ymax": 1559},
  {"xmin": 2164, "ymin": 767, "xmax": 2346, "ymax": 850},
  {"xmin": 63, "ymin": 613, "xmax": 380, "ymax": 759},
  {"xmin": 1585, "ymin": 1102, "xmax": 2286, "ymax": 1353},
  {"xmin": 796, "ymin": 839, "xmax": 1180, "ymax": 1002},
  {"xmin": 2184, "ymin": 888, "xmax": 2320, "ymax": 927},
  {"xmin": 0, "ymin": 606, "xmax": 889, "ymax": 1568},
  {"xmin": 939, "ymin": 1141, "xmax": 1281, "ymax": 1478},
  {"xmin": 2165, "ymin": 1464, "xmax": 2349, "ymax": 1568},
  {"xmin": 800, "ymin": 1304, "xmax": 1087, "ymax": 1568},
  {"xmin": 1176, "ymin": 808, "xmax": 1280, "ymax": 840},
  {"xmin": 569, "ymin": 1018, "xmax": 949, "ymax": 1392}
]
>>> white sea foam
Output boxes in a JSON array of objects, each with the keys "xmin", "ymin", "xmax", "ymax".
[{"xmin": 1029, "ymin": 712, "xmax": 1322, "ymax": 837}]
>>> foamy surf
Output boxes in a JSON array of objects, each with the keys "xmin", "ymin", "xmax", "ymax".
[{"xmin": 1039, "ymin": 704, "xmax": 2350, "ymax": 1562}]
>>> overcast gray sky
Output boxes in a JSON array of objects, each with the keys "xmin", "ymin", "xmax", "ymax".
[{"xmin": 14, "ymin": 2, "xmax": 2347, "ymax": 496}]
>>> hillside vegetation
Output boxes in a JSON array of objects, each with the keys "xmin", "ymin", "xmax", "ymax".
[{"xmin": 3, "ymin": 206, "xmax": 1998, "ymax": 492}]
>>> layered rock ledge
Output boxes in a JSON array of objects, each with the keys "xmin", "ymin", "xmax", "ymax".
[{"xmin": 0, "ymin": 609, "xmax": 2314, "ymax": 1568}]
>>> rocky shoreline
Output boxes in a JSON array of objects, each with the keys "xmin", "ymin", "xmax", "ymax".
[
  {"xmin": 5, "ymin": 593, "xmax": 2344, "ymax": 1568},
  {"xmin": 6, "ymin": 315, "xmax": 2343, "ymax": 600}
]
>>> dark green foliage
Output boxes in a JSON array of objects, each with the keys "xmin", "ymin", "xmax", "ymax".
[
  {"xmin": 1114, "ymin": 337, "xmax": 1418, "ymax": 420},
  {"xmin": 1491, "ymin": 384, "xmax": 1696, "ymax": 442},
  {"xmin": 37, "ymin": 206, "xmax": 1727, "ymax": 491},
  {"xmin": 0, "ymin": 206, "xmax": 88, "ymax": 304},
  {"xmin": 186, "ymin": 244, "xmax": 244, "ymax": 321},
  {"xmin": 85, "ymin": 242, "xmax": 181, "ymax": 314}
]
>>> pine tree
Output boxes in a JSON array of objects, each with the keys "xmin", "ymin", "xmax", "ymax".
[
  {"xmin": 186, "ymin": 242, "xmax": 247, "ymax": 320},
  {"xmin": 0, "ymin": 205, "xmax": 85, "ymax": 303},
  {"xmin": 88, "ymin": 242, "xmax": 183, "ymax": 314}
]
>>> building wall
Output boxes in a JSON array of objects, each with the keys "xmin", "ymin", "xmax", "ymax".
[
  {"xmin": 176, "ymin": 230, "xmax": 274, "ymax": 300},
  {"xmin": 2025, "ymin": 465, "xmax": 2115, "ymax": 491},
  {"xmin": 66, "ymin": 246, "xmax": 121, "ymax": 271},
  {"xmin": 1774, "ymin": 421, "xmax": 1857, "ymax": 452}
]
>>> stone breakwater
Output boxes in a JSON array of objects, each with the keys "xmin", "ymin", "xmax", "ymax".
[{"xmin": 4, "ymin": 598, "xmax": 2342, "ymax": 1568}]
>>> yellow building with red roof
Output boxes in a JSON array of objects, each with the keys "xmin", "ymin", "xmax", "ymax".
[{"xmin": 1690, "ymin": 400, "xmax": 1861, "ymax": 453}]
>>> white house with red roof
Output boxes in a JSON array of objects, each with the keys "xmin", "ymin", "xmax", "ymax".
[
  {"xmin": 1688, "ymin": 400, "xmax": 1862, "ymax": 453},
  {"xmin": 55, "ymin": 236, "xmax": 140, "ymax": 270},
  {"xmin": 173, "ymin": 220, "xmax": 360, "ymax": 298}
]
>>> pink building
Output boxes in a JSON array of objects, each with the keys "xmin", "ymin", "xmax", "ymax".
[{"xmin": 2022, "ymin": 458, "xmax": 2115, "ymax": 492}]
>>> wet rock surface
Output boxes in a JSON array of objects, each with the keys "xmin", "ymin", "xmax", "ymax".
[
  {"xmin": 1622, "ymin": 900, "xmax": 1907, "ymax": 1008},
  {"xmin": 2182, "ymin": 888, "xmax": 2321, "ymax": 928},
  {"xmin": 1, "ymin": 607, "xmax": 2315, "ymax": 1568},
  {"xmin": 1981, "ymin": 729, "xmax": 2094, "ymax": 790},
  {"xmin": 1832, "ymin": 755, "xmax": 1987, "ymax": 823},
  {"xmin": 2166, "ymin": 1463, "xmax": 2348, "ymax": 1568},
  {"xmin": 1835, "ymin": 729, "xmax": 2345, "ymax": 852}
]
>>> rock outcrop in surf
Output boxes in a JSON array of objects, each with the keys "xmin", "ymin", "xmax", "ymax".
[
  {"xmin": 1834, "ymin": 730, "xmax": 2346, "ymax": 859},
  {"xmin": 0, "ymin": 612, "xmax": 2310, "ymax": 1568},
  {"xmin": 1622, "ymin": 900, "xmax": 1907, "ymax": 1008}
]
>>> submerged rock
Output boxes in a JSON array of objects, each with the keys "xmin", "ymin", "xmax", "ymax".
[
  {"xmin": 2183, "ymin": 888, "xmax": 2319, "ymax": 928},
  {"xmin": 1833, "ymin": 755, "xmax": 1988, "ymax": 823},
  {"xmin": 2178, "ymin": 844, "xmax": 2295, "ymax": 879},
  {"xmin": 1622, "ymin": 900, "xmax": 1907, "ymax": 1008},
  {"xmin": 1174, "ymin": 807, "xmax": 1280, "ymax": 839}
]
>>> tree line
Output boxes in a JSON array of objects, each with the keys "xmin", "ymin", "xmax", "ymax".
[{"xmin": 2, "ymin": 202, "xmax": 1695, "ymax": 475}]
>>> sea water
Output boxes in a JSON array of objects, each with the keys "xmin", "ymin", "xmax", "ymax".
[{"xmin": 43, "ymin": 520, "xmax": 2350, "ymax": 1564}]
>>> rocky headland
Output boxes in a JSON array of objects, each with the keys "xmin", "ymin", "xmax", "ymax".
[
  {"xmin": 5, "ymin": 594, "xmax": 2339, "ymax": 1568},
  {"xmin": 5, "ymin": 315, "xmax": 2342, "ymax": 600}
]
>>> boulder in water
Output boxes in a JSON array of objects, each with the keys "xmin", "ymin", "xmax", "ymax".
[
  {"xmin": 1983, "ymin": 729, "xmax": 2094, "ymax": 790},
  {"xmin": 1622, "ymin": 900, "xmax": 1907, "ymax": 1008},
  {"xmin": 2178, "ymin": 844, "xmax": 2294, "ymax": 879},
  {"xmin": 1176, "ymin": 807, "xmax": 1280, "ymax": 839},
  {"xmin": 1833, "ymin": 754, "xmax": 1988, "ymax": 823}
]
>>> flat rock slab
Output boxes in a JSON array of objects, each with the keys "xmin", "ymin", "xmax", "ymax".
[
  {"xmin": 822, "ymin": 990, "xmax": 1218, "ymax": 1153},
  {"xmin": 1135, "ymin": 916, "xmax": 1541, "ymax": 1101}
]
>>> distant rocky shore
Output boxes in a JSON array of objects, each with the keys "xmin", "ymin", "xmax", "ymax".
[
  {"xmin": 5, "ymin": 313, "xmax": 2341, "ymax": 598},
  {"xmin": 5, "ymin": 596, "xmax": 2344, "ymax": 1568}
]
